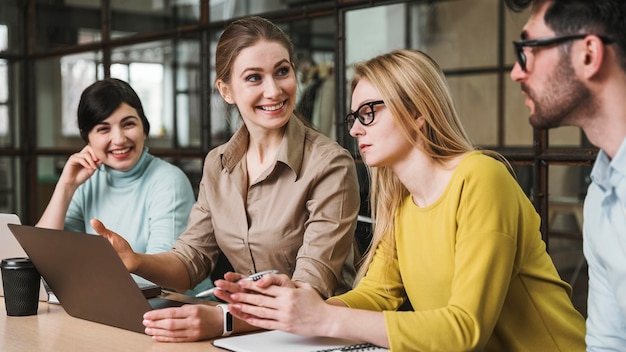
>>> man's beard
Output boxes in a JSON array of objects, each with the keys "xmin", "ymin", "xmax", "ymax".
[{"xmin": 523, "ymin": 53, "xmax": 592, "ymax": 130}]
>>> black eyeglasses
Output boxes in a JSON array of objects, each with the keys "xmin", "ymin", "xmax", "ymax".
[
  {"xmin": 513, "ymin": 34, "xmax": 614, "ymax": 71},
  {"xmin": 345, "ymin": 100, "xmax": 385, "ymax": 129}
]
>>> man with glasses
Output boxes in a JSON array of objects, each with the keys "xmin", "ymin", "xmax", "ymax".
[{"xmin": 506, "ymin": 0, "xmax": 626, "ymax": 350}]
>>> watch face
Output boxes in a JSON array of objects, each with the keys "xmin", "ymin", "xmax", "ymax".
[{"xmin": 225, "ymin": 311, "xmax": 233, "ymax": 332}]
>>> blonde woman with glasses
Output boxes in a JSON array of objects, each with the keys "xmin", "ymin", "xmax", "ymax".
[{"xmin": 220, "ymin": 49, "xmax": 585, "ymax": 351}]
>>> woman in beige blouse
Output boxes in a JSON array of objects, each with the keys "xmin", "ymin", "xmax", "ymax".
[{"xmin": 93, "ymin": 16, "xmax": 360, "ymax": 342}]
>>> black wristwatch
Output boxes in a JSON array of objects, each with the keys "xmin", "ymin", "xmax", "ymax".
[{"xmin": 217, "ymin": 304, "xmax": 233, "ymax": 336}]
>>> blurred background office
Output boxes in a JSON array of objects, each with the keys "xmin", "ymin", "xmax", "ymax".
[{"xmin": 0, "ymin": 0, "xmax": 591, "ymax": 316}]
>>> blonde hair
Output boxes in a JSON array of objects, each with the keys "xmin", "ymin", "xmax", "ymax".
[{"xmin": 353, "ymin": 50, "xmax": 476, "ymax": 282}]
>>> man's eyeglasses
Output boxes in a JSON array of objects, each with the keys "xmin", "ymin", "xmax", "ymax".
[
  {"xmin": 513, "ymin": 34, "xmax": 614, "ymax": 71},
  {"xmin": 345, "ymin": 100, "xmax": 385, "ymax": 129}
]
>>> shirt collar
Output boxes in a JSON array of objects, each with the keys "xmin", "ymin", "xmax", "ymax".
[
  {"xmin": 590, "ymin": 137, "xmax": 626, "ymax": 194},
  {"xmin": 220, "ymin": 115, "xmax": 305, "ymax": 179}
]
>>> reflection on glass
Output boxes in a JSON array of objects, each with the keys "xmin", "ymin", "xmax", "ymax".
[
  {"xmin": 413, "ymin": 0, "xmax": 498, "ymax": 70},
  {"xmin": 111, "ymin": 0, "xmax": 199, "ymax": 38},
  {"xmin": 0, "ymin": 105, "xmax": 7, "ymax": 137},
  {"xmin": 111, "ymin": 62, "xmax": 165, "ymax": 137},
  {"xmin": 112, "ymin": 42, "xmax": 170, "ymax": 142},
  {"xmin": 0, "ymin": 157, "xmax": 16, "ymax": 213},
  {"xmin": 0, "ymin": 0, "xmax": 24, "ymax": 55},
  {"xmin": 548, "ymin": 163, "xmax": 588, "ymax": 256},
  {"xmin": 290, "ymin": 16, "xmax": 336, "ymax": 139},
  {"xmin": 447, "ymin": 74, "xmax": 498, "ymax": 146},
  {"xmin": 77, "ymin": 28, "xmax": 101, "ymax": 45},
  {"xmin": 175, "ymin": 38, "xmax": 201, "ymax": 148},
  {"xmin": 209, "ymin": 0, "xmax": 335, "ymax": 22},
  {"xmin": 37, "ymin": 156, "xmax": 65, "ymax": 216},
  {"xmin": 547, "ymin": 164, "xmax": 587, "ymax": 294},
  {"xmin": 60, "ymin": 53, "xmax": 99, "ymax": 136},
  {"xmin": 0, "ymin": 25, "xmax": 7, "ymax": 52},
  {"xmin": 0, "ymin": 59, "xmax": 18, "ymax": 147},
  {"xmin": 35, "ymin": 0, "xmax": 101, "ymax": 52},
  {"xmin": 504, "ymin": 77, "xmax": 533, "ymax": 147},
  {"xmin": 346, "ymin": 4, "xmax": 406, "ymax": 65},
  {"xmin": 0, "ymin": 59, "xmax": 7, "ymax": 102}
]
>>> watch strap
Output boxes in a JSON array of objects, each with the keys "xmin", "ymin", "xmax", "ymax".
[{"xmin": 216, "ymin": 304, "xmax": 233, "ymax": 336}]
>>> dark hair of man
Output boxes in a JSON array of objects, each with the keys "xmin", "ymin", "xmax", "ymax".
[
  {"xmin": 504, "ymin": 0, "xmax": 626, "ymax": 71},
  {"xmin": 214, "ymin": 16, "xmax": 297, "ymax": 85},
  {"xmin": 77, "ymin": 78, "xmax": 150, "ymax": 143}
]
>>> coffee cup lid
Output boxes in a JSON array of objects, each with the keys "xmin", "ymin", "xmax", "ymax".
[{"xmin": 1, "ymin": 257, "xmax": 35, "ymax": 269}]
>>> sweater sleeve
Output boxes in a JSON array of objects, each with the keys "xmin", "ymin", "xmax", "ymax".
[
  {"xmin": 143, "ymin": 162, "xmax": 195, "ymax": 254},
  {"xmin": 333, "ymin": 236, "xmax": 406, "ymax": 311}
]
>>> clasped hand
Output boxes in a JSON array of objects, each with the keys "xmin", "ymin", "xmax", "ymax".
[{"xmin": 224, "ymin": 273, "xmax": 332, "ymax": 337}]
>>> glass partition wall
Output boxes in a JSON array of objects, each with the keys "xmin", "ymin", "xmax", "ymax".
[{"xmin": 1, "ymin": 0, "xmax": 592, "ymax": 315}]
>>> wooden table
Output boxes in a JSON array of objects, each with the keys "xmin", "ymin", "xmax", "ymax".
[{"xmin": 0, "ymin": 293, "xmax": 227, "ymax": 352}]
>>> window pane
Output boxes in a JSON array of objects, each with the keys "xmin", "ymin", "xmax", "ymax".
[
  {"xmin": 504, "ymin": 3, "xmax": 532, "ymax": 67},
  {"xmin": 112, "ymin": 41, "xmax": 174, "ymax": 146},
  {"xmin": 0, "ymin": 25, "xmax": 8, "ymax": 53},
  {"xmin": 61, "ymin": 53, "xmax": 100, "ymax": 137},
  {"xmin": 287, "ymin": 17, "xmax": 336, "ymax": 139},
  {"xmin": 504, "ymin": 77, "xmax": 533, "ymax": 147},
  {"xmin": 0, "ymin": 0, "xmax": 25, "ymax": 55},
  {"xmin": 175, "ymin": 37, "xmax": 202, "ymax": 148},
  {"xmin": 0, "ymin": 59, "xmax": 7, "ymax": 141},
  {"xmin": 548, "ymin": 164, "xmax": 588, "ymax": 317},
  {"xmin": 0, "ymin": 105, "xmax": 8, "ymax": 138},
  {"xmin": 447, "ymin": 74, "xmax": 498, "ymax": 146},
  {"xmin": 35, "ymin": 0, "xmax": 101, "ymax": 52},
  {"xmin": 0, "ymin": 59, "xmax": 19, "ymax": 148},
  {"xmin": 36, "ymin": 53, "xmax": 101, "ymax": 148},
  {"xmin": 111, "ymin": 0, "xmax": 200, "ymax": 39},
  {"xmin": 0, "ymin": 157, "xmax": 19, "ymax": 214},
  {"xmin": 550, "ymin": 127, "xmax": 583, "ymax": 147},
  {"xmin": 37, "ymin": 156, "xmax": 64, "ymax": 218},
  {"xmin": 209, "ymin": 0, "xmax": 335, "ymax": 22},
  {"xmin": 346, "ymin": 4, "xmax": 407, "ymax": 65},
  {"xmin": 208, "ymin": 30, "xmax": 241, "ymax": 147},
  {"xmin": 415, "ymin": 0, "xmax": 499, "ymax": 70}
]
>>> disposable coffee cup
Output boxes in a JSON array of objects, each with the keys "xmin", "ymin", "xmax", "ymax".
[{"xmin": 1, "ymin": 257, "xmax": 40, "ymax": 316}]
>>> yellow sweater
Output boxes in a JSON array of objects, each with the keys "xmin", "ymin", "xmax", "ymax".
[{"xmin": 335, "ymin": 152, "xmax": 585, "ymax": 351}]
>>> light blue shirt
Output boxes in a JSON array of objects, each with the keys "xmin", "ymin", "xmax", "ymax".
[
  {"xmin": 583, "ymin": 137, "xmax": 626, "ymax": 351},
  {"xmin": 64, "ymin": 148, "xmax": 207, "ymax": 292}
]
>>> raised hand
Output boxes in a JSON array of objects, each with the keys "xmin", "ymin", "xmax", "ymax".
[
  {"xmin": 91, "ymin": 218, "xmax": 140, "ymax": 272},
  {"xmin": 58, "ymin": 145, "xmax": 102, "ymax": 189}
]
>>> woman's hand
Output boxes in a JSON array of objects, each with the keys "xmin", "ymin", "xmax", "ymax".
[
  {"xmin": 90, "ymin": 218, "xmax": 140, "ymax": 272},
  {"xmin": 213, "ymin": 272, "xmax": 297, "ymax": 303},
  {"xmin": 143, "ymin": 304, "xmax": 223, "ymax": 342},
  {"xmin": 58, "ymin": 145, "xmax": 102, "ymax": 189},
  {"xmin": 228, "ymin": 279, "xmax": 331, "ymax": 337}
]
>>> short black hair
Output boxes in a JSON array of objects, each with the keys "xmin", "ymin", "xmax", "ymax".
[
  {"xmin": 504, "ymin": 0, "xmax": 626, "ymax": 71},
  {"xmin": 77, "ymin": 78, "xmax": 150, "ymax": 142}
]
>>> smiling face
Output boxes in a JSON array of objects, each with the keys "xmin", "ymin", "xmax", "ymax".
[
  {"xmin": 86, "ymin": 102, "xmax": 146, "ymax": 171},
  {"xmin": 216, "ymin": 40, "xmax": 297, "ymax": 134},
  {"xmin": 349, "ymin": 79, "xmax": 414, "ymax": 168}
]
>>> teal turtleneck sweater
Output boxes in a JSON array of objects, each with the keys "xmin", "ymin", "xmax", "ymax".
[{"xmin": 65, "ymin": 148, "xmax": 195, "ymax": 257}]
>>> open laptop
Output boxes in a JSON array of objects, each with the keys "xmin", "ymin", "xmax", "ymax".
[
  {"xmin": 0, "ymin": 214, "xmax": 49, "ymax": 301},
  {"xmin": 7, "ymin": 223, "xmax": 185, "ymax": 333}
]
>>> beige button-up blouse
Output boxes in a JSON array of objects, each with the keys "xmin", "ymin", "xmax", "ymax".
[{"xmin": 171, "ymin": 116, "xmax": 360, "ymax": 297}]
